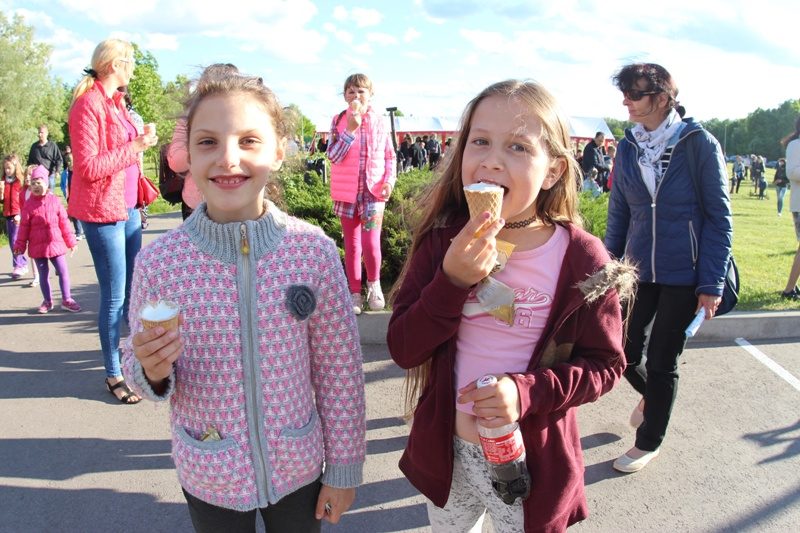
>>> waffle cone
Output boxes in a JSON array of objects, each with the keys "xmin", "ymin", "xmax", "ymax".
[
  {"xmin": 464, "ymin": 188, "xmax": 503, "ymax": 222},
  {"xmin": 141, "ymin": 315, "xmax": 179, "ymax": 332}
]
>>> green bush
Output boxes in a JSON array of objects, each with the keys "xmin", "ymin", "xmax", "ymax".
[{"xmin": 276, "ymin": 162, "xmax": 613, "ymax": 293}]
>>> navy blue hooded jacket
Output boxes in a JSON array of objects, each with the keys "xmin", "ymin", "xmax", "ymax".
[{"xmin": 605, "ymin": 118, "xmax": 732, "ymax": 296}]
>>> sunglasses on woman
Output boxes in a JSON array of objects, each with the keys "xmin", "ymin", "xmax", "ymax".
[{"xmin": 623, "ymin": 89, "xmax": 661, "ymax": 101}]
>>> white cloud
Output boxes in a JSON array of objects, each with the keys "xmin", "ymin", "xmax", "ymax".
[
  {"xmin": 350, "ymin": 7, "xmax": 382, "ymax": 28},
  {"xmin": 353, "ymin": 42, "xmax": 373, "ymax": 56},
  {"xmin": 403, "ymin": 27, "xmax": 421, "ymax": 42},
  {"xmin": 367, "ymin": 32, "xmax": 398, "ymax": 46},
  {"xmin": 332, "ymin": 5, "xmax": 348, "ymax": 21},
  {"xmin": 142, "ymin": 33, "xmax": 179, "ymax": 51},
  {"xmin": 323, "ymin": 22, "xmax": 354, "ymax": 44}
]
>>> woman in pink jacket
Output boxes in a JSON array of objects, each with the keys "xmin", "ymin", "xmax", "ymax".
[
  {"xmin": 14, "ymin": 165, "xmax": 81, "ymax": 314},
  {"xmin": 327, "ymin": 73, "xmax": 396, "ymax": 315},
  {"xmin": 67, "ymin": 38, "xmax": 158, "ymax": 404}
]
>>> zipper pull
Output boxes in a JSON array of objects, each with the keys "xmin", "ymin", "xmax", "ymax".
[{"xmin": 240, "ymin": 223, "xmax": 250, "ymax": 255}]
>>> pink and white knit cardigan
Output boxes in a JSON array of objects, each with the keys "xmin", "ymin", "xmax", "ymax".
[{"xmin": 122, "ymin": 202, "xmax": 366, "ymax": 511}]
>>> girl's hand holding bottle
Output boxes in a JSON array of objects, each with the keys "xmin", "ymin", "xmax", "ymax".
[
  {"xmin": 457, "ymin": 373, "xmax": 522, "ymax": 427},
  {"xmin": 442, "ymin": 211, "xmax": 504, "ymax": 288},
  {"xmin": 131, "ymin": 316, "xmax": 184, "ymax": 390}
]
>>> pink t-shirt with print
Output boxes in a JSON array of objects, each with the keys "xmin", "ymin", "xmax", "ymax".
[{"xmin": 455, "ymin": 224, "xmax": 568, "ymax": 413}]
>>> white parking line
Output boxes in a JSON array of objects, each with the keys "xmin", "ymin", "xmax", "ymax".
[{"xmin": 736, "ymin": 337, "xmax": 800, "ymax": 392}]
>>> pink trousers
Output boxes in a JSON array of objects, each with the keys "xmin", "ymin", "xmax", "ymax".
[{"xmin": 340, "ymin": 213, "xmax": 382, "ymax": 294}]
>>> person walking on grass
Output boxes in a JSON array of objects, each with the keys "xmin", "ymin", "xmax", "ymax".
[{"xmin": 780, "ymin": 117, "xmax": 800, "ymax": 300}]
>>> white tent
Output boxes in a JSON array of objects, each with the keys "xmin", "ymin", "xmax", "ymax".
[{"xmin": 313, "ymin": 115, "xmax": 613, "ymax": 141}]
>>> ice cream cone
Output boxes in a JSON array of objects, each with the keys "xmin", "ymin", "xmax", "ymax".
[
  {"xmin": 463, "ymin": 184, "xmax": 503, "ymax": 223},
  {"xmin": 140, "ymin": 300, "xmax": 180, "ymax": 332}
]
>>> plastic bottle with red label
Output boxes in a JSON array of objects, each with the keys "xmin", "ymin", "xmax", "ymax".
[{"xmin": 475, "ymin": 374, "xmax": 531, "ymax": 505}]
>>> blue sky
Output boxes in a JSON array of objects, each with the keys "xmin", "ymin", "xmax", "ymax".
[{"xmin": 5, "ymin": 0, "xmax": 799, "ymax": 132}]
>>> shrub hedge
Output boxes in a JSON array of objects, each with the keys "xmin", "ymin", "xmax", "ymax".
[{"xmin": 276, "ymin": 156, "xmax": 612, "ymax": 292}]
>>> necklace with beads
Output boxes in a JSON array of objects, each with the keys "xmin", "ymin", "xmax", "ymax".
[{"xmin": 503, "ymin": 215, "xmax": 537, "ymax": 229}]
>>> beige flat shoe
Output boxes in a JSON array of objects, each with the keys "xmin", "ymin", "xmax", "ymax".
[{"xmin": 613, "ymin": 447, "xmax": 659, "ymax": 473}]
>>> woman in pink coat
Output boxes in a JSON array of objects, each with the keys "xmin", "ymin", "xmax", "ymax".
[
  {"xmin": 14, "ymin": 165, "xmax": 81, "ymax": 314},
  {"xmin": 67, "ymin": 38, "xmax": 158, "ymax": 404}
]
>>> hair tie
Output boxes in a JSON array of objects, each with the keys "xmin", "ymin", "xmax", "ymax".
[{"xmin": 83, "ymin": 67, "xmax": 98, "ymax": 78}]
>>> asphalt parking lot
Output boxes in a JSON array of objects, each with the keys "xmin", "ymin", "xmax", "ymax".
[{"xmin": 1, "ymin": 212, "xmax": 798, "ymax": 532}]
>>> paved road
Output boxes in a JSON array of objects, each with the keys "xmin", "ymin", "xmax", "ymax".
[{"xmin": 1, "ymin": 212, "xmax": 799, "ymax": 532}]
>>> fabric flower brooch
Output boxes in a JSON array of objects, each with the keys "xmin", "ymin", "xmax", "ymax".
[{"xmin": 286, "ymin": 285, "xmax": 317, "ymax": 320}]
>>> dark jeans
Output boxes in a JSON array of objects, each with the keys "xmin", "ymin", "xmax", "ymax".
[
  {"xmin": 183, "ymin": 479, "xmax": 322, "ymax": 533},
  {"xmin": 623, "ymin": 283, "xmax": 697, "ymax": 451}
]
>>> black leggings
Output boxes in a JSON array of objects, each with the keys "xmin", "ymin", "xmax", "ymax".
[
  {"xmin": 623, "ymin": 283, "xmax": 697, "ymax": 451},
  {"xmin": 183, "ymin": 479, "xmax": 322, "ymax": 533}
]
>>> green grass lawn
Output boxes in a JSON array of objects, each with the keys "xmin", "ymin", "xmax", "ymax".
[{"xmin": 729, "ymin": 166, "xmax": 798, "ymax": 310}]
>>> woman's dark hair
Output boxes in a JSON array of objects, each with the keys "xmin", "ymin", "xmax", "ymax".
[
  {"xmin": 612, "ymin": 63, "xmax": 685, "ymax": 117},
  {"xmin": 781, "ymin": 116, "xmax": 800, "ymax": 147}
]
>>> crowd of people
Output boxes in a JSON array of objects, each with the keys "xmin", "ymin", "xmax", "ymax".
[{"xmin": 3, "ymin": 41, "xmax": 800, "ymax": 532}]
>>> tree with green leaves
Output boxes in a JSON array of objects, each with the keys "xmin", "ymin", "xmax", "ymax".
[{"xmin": 0, "ymin": 12, "xmax": 69, "ymax": 157}]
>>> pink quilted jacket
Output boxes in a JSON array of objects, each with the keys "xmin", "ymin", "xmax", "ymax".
[
  {"xmin": 329, "ymin": 106, "xmax": 396, "ymax": 203},
  {"xmin": 67, "ymin": 83, "xmax": 142, "ymax": 223},
  {"xmin": 14, "ymin": 193, "xmax": 76, "ymax": 258}
]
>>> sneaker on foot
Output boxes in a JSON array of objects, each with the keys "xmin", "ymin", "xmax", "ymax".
[
  {"xmin": 351, "ymin": 293, "xmax": 364, "ymax": 315},
  {"xmin": 28, "ymin": 279, "xmax": 40, "ymax": 287},
  {"xmin": 11, "ymin": 266, "xmax": 27, "ymax": 280},
  {"xmin": 781, "ymin": 289, "xmax": 799, "ymax": 300},
  {"xmin": 61, "ymin": 299, "xmax": 82, "ymax": 312},
  {"xmin": 37, "ymin": 300, "xmax": 54, "ymax": 314},
  {"xmin": 366, "ymin": 281, "xmax": 385, "ymax": 311}
]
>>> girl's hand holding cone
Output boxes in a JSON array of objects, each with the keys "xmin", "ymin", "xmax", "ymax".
[
  {"xmin": 442, "ymin": 211, "xmax": 504, "ymax": 289},
  {"xmin": 132, "ymin": 315, "xmax": 184, "ymax": 389}
]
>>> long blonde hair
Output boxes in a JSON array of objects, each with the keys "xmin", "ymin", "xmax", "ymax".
[
  {"xmin": 72, "ymin": 39, "xmax": 133, "ymax": 103},
  {"xmin": 397, "ymin": 80, "xmax": 582, "ymax": 416}
]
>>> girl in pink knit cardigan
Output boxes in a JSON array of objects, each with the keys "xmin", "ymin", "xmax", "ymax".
[
  {"xmin": 124, "ymin": 66, "xmax": 365, "ymax": 532},
  {"xmin": 13, "ymin": 165, "xmax": 81, "ymax": 314}
]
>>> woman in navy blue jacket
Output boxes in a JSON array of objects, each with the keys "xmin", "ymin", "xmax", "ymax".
[{"xmin": 604, "ymin": 63, "xmax": 732, "ymax": 473}]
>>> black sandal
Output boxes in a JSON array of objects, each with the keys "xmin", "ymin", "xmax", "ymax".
[{"xmin": 105, "ymin": 378, "xmax": 141, "ymax": 404}]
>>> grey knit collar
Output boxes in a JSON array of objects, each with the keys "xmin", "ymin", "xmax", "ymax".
[{"xmin": 182, "ymin": 200, "xmax": 288, "ymax": 264}]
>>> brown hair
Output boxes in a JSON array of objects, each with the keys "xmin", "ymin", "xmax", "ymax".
[
  {"xmin": 781, "ymin": 116, "xmax": 800, "ymax": 148},
  {"xmin": 396, "ymin": 79, "xmax": 582, "ymax": 416},
  {"xmin": 3, "ymin": 155, "xmax": 25, "ymax": 186},
  {"xmin": 183, "ymin": 64, "xmax": 290, "ymax": 147},
  {"xmin": 342, "ymin": 73, "xmax": 373, "ymax": 95},
  {"xmin": 612, "ymin": 62, "xmax": 685, "ymax": 118}
]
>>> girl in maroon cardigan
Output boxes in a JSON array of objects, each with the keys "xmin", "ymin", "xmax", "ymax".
[
  {"xmin": 387, "ymin": 80, "xmax": 635, "ymax": 532},
  {"xmin": 13, "ymin": 165, "xmax": 81, "ymax": 314}
]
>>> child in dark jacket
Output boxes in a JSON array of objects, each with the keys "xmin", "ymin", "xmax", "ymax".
[
  {"xmin": 13, "ymin": 165, "xmax": 81, "ymax": 314},
  {"xmin": 387, "ymin": 80, "xmax": 635, "ymax": 533}
]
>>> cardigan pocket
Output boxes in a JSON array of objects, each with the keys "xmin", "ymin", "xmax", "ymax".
[
  {"xmin": 275, "ymin": 410, "xmax": 323, "ymax": 484},
  {"xmin": 173, "ymin": 425, "xmax": 248, "ymax": 496}
]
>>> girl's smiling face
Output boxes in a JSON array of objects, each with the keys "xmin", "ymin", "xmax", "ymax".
[
  {"xmin": 4, "ymin": 161, "xmax": 13, "ymax": 177},
  {"xmin": 189, "ymin": 92, "xmax": 285, "ymax": 223},
  {"xmin": 461, "ymin": 95, "xmax": 560, "ymax": 225}
]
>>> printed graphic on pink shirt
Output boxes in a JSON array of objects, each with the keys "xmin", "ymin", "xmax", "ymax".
[{"xmin": 461, "ymin": 286, "xmax": 552, "ymax": 328}]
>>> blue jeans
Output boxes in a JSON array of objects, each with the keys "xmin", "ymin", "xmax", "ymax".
[
  {"xmin": 777, "ymin": 186, "xmax": 788, "ymax": 214},
  {"xmin": 82, "ymin": 209, "xmax": 142, "ymax": 378}
]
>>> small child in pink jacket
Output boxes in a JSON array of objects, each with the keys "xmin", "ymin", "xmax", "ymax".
[{"xmin": 13, "ymin": 165, "xmax": 81, "ymax": 314}]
